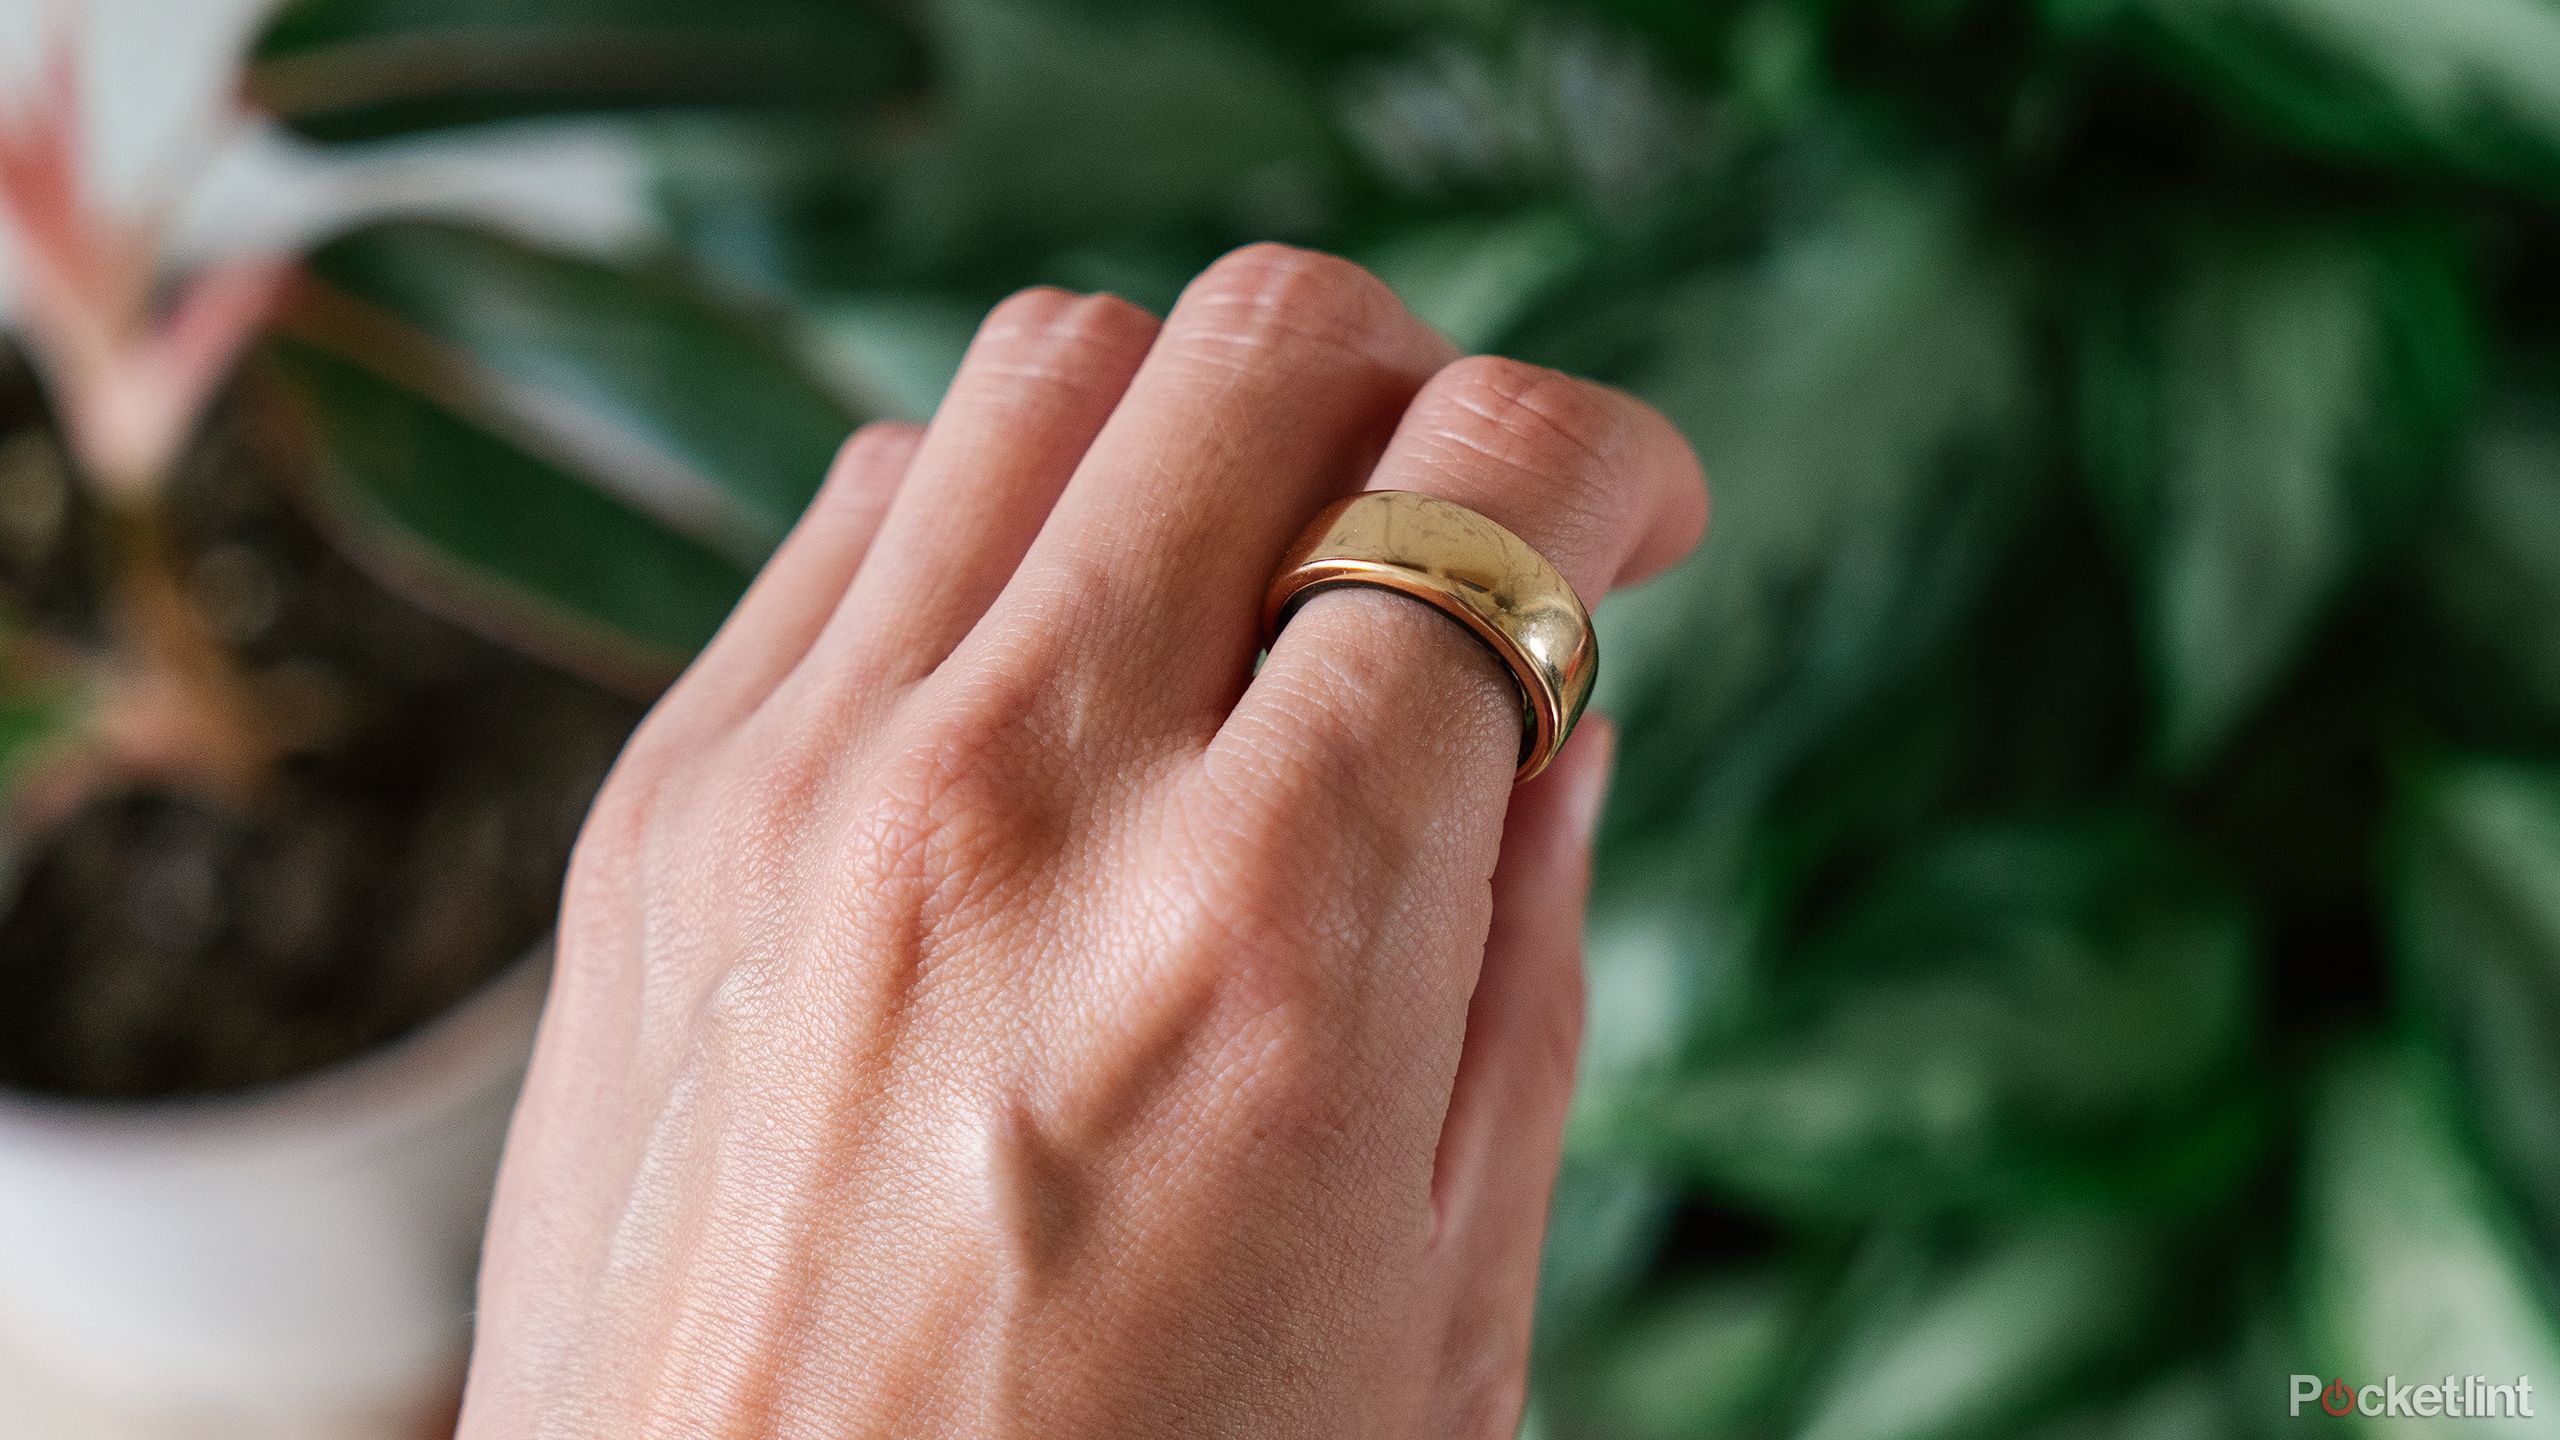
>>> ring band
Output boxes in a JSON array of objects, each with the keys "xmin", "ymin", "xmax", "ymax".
[{"xmin": 1262, "ymin": 491, "xmax": 1597, "ymax": 782}]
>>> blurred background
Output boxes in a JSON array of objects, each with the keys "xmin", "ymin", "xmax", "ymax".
[{"xmin": 0, "ymin": 0, "xmax": 2556, "ymax": 1435}]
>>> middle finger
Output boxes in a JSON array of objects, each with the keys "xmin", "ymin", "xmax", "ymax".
[{"xmin": 945, "ymin": 245, "xmax": 1455, "ymax": 757}]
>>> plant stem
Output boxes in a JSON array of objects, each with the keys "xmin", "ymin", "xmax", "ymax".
[{"xmin": 93, "ymin": 498, "xmax": 276, "ymax": 803}]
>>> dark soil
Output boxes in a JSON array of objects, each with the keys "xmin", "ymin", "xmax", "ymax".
[{"xmin": 0, "ymin": 359, "xmax": 642, "ymax": 1099}]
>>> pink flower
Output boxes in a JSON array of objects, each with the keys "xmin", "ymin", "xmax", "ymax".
[{"xmin": 0, "ymin": 30, "xmax": 290, "ymax": 501}]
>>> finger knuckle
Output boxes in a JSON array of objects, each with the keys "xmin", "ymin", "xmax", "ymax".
[
  {"xmin": 808, "ymin": 422, "xmax": 923, "ymax": 523},
  {"xmin": 1398, "ymin": 357, "xmax": 1645, "ymax": 563},
  {"xmin": 976, "ymin": 284, "xmax": 1085, "ymax": 340},
  {"xmin": 830, "ymin": 419, "xmax": 923, "ymax": 475},
  {"xmin": 722, "ymin": 716, "xmax": 852, "ymax": 847},
  {"xmin": 967, "ymin": 288, "xmax": 1159, "ymax": 398},
  {"xmin": 1066, "ymin": 289, "xmax": 1159, "ymax": 343},
  {"xmin": 1172, "ymin": 242, "xmax": 1405, "ymax": 363},
  {"xmin": 833, "ymin": 696, "xmax": 1060, "ymax": 936},
  {"xmin": 1418, "ymin": 355, "xmax": 1634, "ymax": 480}
]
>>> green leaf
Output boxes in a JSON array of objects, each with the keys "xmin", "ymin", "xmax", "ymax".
[
  {"xmin": 0, "ymin": 589, "xmax": 86, "ymax": 812},
  {"xmin": 1588, "ymin": 170, "xmax": 2042, "ymax": 848},
  {"xmin": 1534, "ymin": 1158, "xmax": 1679, "ymax": 1355},
  {"xmin": 1577, "ymin": 821, "xmax": 2257, "ymax": 1219},
  {"xmin": 0, "ymin": 657, "xmax": 79, "ymax": 806},
  {"xmin": 1353, "ymin": 209, "xmax": 1588, "ymax": 353},
  {"xmin": 264, "ymin": 221, "xmax": 862, "ymax": 679},
  {"xmin": 2294, "ymin": 1040, "xmax": 2560, "ymax": 1429},
  {"xmin": 302, "ymin": 223, "xmax": 858, "ymax": 551},
  {"xmin": 1788, "ymin": 1217, "xmax": 2188, "ymax": 1440},
  {"xmin": 2072, "ymin": 0, "xmax": 2560, "ymax": 194},
  {"xmin": 907, "ymin": 0, "xmax": 1339, "ymax": 240},
  {"xmin": 1338, "ymin": 17, "xmax": 1716, "ymax": 217},
  {"xmin": 2073, "ymin": 217, "xmax": 2476, "ymax": 771},
  {"xmin": 1736, "ymin": 502, "xmax": 2148, "ymax": 889},
  {"xmin": 1551, "ymin": 1263, "xmax": 1815, "ymax": 1439},
  {"xmin": 2396, "ymin": 757, "xmax": 2560, "ymax": 1258},
  {"xmin": 1580, "ymin": 844, "xmax": 1769, "ymax": 1088},
  {"xmin": 806, "ymin": 292, "xmax": 988, "ymax": 422},
  {"xmin": 2428, "ymin": 376, "xmax": 2560, "ymax": 727},
  {"xmin": 246, "ymin": 0, "xmax": 923, "ymax": 143},
  {"xmin": 656, "ymin": 0, "xmax": 1347, "ymax": 295},
  {"xmin": 0, "ymin": 693, "xmax": 59, "ymax": 770},
  {"xmin": 262, "ymin": 342, "xmax": 753, "ymax": 680},
  {"xmin": 2013, "ymin": 1362, "xmax": 2250, "ymax": 1440}
]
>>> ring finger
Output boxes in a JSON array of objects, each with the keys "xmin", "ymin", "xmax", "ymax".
[{"xmin": 1217, "ymin": 354, "xmax": 1705, "ymax": 858}]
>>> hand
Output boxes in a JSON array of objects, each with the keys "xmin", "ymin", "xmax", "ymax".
[{"xmin": 458, "ymin": 245, "xmax": 1706, "ymax": 1439}]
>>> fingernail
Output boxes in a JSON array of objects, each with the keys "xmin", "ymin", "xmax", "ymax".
[{"xmin": 1564, "ymin": 716, "xmax": 1617, "ymax": 854}]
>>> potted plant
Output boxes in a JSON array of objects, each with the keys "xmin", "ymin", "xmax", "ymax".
[
  {"xmin": 0, "ymin": 3, "xmax": 913, "ymax": 1425},
  {"xmin": 11, "ymin": 0, "xmax": 2560, "ymax": 1433}
]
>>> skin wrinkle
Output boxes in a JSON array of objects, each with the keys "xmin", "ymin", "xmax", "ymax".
[
  {"xmin": 1200, "ymin": 707, "xmax": 1508, "ymax": 1066},
  {"xmin": 457, "ymin": 249, "xmax": 1705, "ymax": 1440},
  {"xmin": 1438, "ymin": 358, "xmax": 1633, "ymax": 476},
  {"xmin": 741, "ymin": 617, "xmax": 906, "ymax": 787},
  {"xmin": 1175, "ymin": 689, "xmax": 1503, "ymax": 1164},
  {"xmin": 1406, "ymin": 418, "xmax": 1620, "ymax": 565},
  {"xmin": 924, "ymin": 560, "xmax": 1158, "ymax": 801},
  {"xmin": 1172, "ymin": 247, "xmax": 1418, "ymax": 368},
  {"xmin": 1133, "ymin": 886, "xmax": 1444, "ymax": 1268}
]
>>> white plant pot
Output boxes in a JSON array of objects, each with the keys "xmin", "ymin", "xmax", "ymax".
[{"xmin": 0, "ymin": 954, "xmax": 547, "ymax": 1432}]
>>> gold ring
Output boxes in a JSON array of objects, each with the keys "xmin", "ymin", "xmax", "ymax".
[{"xmin": 1263, "ymin": 491, "xmax": 1596, "ymax": 782}]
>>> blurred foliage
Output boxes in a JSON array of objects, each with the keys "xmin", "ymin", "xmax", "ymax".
[
  {"xmin": 267, "ymin": 221, "xmax": 857, "ymax": 677},
  {"xmin": 237, "ymin": 0, "xmax": 2560, "ymax": 1431},
  {"xmin": 246, "ymin": 0, "xmax": 925, "ymax": 142}
]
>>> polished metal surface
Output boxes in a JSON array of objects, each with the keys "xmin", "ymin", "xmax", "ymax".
[{"xmin": 1263, "ymin": 490, "xmax": 1597, "ymax": 781}]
